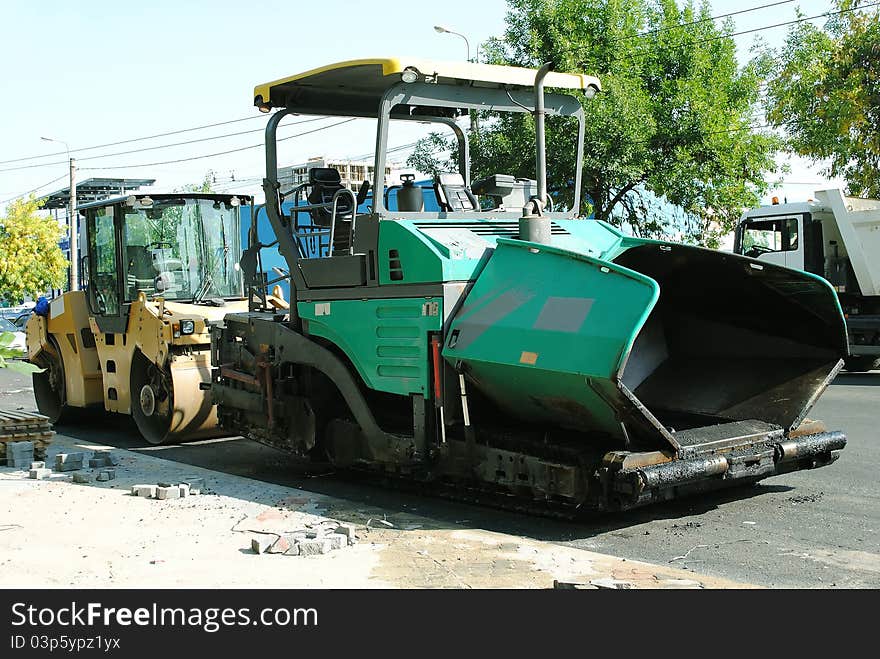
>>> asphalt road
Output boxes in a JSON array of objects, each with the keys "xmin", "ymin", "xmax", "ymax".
[{"xmin": 2, "ymin": 367, "xmax": 876, "ymax": 588}]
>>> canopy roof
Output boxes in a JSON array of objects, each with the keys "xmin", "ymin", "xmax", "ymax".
[
  {"xmin": 40, "ymin": 177, "xmax": 155, "ymax": 210},
  {"xmin": 254, "ymin": 58, "xmax": 601, "ymax": 115}
]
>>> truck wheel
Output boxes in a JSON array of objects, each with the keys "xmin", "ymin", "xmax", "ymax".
[
  {"xmin": 130, "ymin": 354, "xmax": 174, "ymax": 445},
  {"xmin": 31, "ymin": 340, "xmax": 74, "ymax": 424},
  {"xmin": 844, "ymin": 356, "xmax": 879, "ymax": 372}
]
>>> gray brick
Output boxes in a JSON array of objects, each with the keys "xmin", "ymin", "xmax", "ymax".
[
  {"xmin": 29, "ymin": 468, "xmax": 51, "ymax": 480},
  {"xmin": 267, "ymin": 535, "xmax": 292, "ymax": 554},
  {"xmin": 54, "ymin": 452, "xmax": 85, "ymax": 472},
  {"xmin": 72, "ymin": 473, "xmax": 91, "ymax": 484},
  {"xmin": 96, "ymin": 469, "xmax": 115, "ymax": 482},
  {"xmin": 8, "ymin": 442, "xmax": 35, "ymax": 468},
  {"xmin": 327, "ymin": 533, "xmax": 346, "ymax": 551},
  {"xmin": 30, "ymin": 461, "xmax": 45, "ymax": 470},
  {"xmin": 334, "ymin": 523, "xmax": 357, "ymax": 544},
  {"xmin": 156, "ymin": 485, "xmax": 180, "ymax": 500},
  {"xmin": 298, "ymin": 539, "xmax": 331, "ymax": 556},
  {"xmin": 90, "ymin": 451, "xmax": 114, "ymax": 467},
  {"xmin": 131, "ymin": 485, "xmax": 157, "ymax": 498},
  {"xmin": 251, "ymin": 536, "xmax": 273, "ymax": 554},
  {"xmin": 182, "ymin": 476, "xmax": 205, "ymax": 491}
]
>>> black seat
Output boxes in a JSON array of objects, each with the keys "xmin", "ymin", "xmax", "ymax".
[
  {"xmin": 126, "ymin": 245, "xmax": 155, "ymax": 298},
  {"xmin": 433, "ymin": 173, "xmax": 479, "ymax": 212},
  {"xmin": 306, "ymin": 167, "xmax": 353, "ymax": 227}
]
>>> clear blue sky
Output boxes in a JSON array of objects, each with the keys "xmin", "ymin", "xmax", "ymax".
[{"xmin": 0, "ymin": 0, "xmax": 841, "ymax": 211}]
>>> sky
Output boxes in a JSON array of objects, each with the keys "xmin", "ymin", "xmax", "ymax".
[{"xmin": 0, "ymin": 0, "xmax": 845, "ymax": 215}]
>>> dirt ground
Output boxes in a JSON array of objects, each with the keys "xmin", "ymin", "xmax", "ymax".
[{"xmin": 0, "ymin": 433, "xmax": 754, "ymax": 589}]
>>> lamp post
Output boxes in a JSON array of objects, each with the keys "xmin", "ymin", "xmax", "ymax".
[
  {"xmin": 434, "ymin": 25, "xmax": 471, "ymax": 62},
  {"xmin": 433, "ymin": 25, "xmax": 479, "ymax": 133},
  {"xmin": 41, "ymin": 137, "xmax": 77, "ymax": 291}
]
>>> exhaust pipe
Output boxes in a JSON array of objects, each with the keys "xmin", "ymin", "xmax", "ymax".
[
  {"xmin": 520, "ymin": 62, "xmax": 554, "ymax": 245},
  {"xmin": 534, "ymin": 61, "xmax": 553, "ymax": 207}
]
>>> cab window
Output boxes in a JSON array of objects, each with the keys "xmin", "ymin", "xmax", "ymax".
[
  {"xmin": 741, "ymin": 217, "xmax": 799, "ymax": 257},
  {"xmin": 87, "ymin": 206, "xmax": 120, "ymax": 315}
]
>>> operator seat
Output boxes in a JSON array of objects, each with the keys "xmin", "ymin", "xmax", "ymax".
[
  {"xmin": 434, "ymin": 173, "xmax": 479, "ymax": 212},
  {"xmin": 126, "ymin": 245, "xmax": 155, "ymax": 298},
  {"xmin": 306, "ymin": 167, "xmax": 353, "ymax": 227}
]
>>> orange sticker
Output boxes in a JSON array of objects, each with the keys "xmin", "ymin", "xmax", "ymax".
[{"xmin": 519, "ymin": 351, "xmax": 539, "ymax": 365}]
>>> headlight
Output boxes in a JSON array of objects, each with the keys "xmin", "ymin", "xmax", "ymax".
[{"xmin": 180, "ymin": 320, "xmax": 196, "ymax": 335}]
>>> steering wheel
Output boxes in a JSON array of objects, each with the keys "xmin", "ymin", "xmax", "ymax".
[{"xmin": 746, "ymin": 244, "xmax": 773, "ymax": 258}]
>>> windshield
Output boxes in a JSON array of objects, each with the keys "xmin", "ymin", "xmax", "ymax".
[
  {"xmin": 0, "ymin": 317, "xmax": 18, "ymax": 332},
  {"xmin": 122, "ymin": 199, "xmax": 242, "ymax": 302}
]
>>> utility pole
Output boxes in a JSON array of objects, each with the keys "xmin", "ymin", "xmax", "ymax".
[
  {"xmin": 41, "ymin": 136, "xmax": 77, "ymax": 291},
  {"xmin": 68, "ymin": 157, "xmax": 78, "ymax": 291}
]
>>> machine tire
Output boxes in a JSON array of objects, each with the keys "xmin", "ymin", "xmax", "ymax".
[
  {"xmin": 844, "ymin": 356, "xmax": 879, "ymax": 372},
  {"xmin": 31, "ymin": 338, "xmax": 79, "ymax": 424},
  {"xmin": 130, "ymin": 352, "xmax": 175, "ymax": 445}
]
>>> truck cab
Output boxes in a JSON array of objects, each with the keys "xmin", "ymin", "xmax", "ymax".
[{"xmin": 736, "ymin": 190, "xmax": 880, "ymax": 371}]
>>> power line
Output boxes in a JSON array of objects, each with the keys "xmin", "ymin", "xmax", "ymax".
[
  {"xmin": 690, "ymin": 1, "xmax": 880, "ymax": 45},
  {"xmin": 607, "ymin": 0, "xmax": 798, "ymax": 45},
  {"xmin": 79, "ymin": 118, "xmax": 358, "ymax": 172},
  {"xmin": 0, "ymin": 114, "xmax": 267, "ymax": 166},
  {"xmin": 0, "ymin": 116, "xmax": 332, "ymax": 174},
  {"xmin": 0, "ymin": 174, "xmax": 68, "ymax": 206}
]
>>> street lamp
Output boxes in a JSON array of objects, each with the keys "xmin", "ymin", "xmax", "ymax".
[
  {"xmin": 434, "ymin": 25, "xmax": 471, "ymax": 62},
  {"xmin": 434, "ymin": 26, "xmax": 480, "ymax": 133},
  {"xmin": 41, "ymin": 136, "xmax": 78, "ymax": 291}
]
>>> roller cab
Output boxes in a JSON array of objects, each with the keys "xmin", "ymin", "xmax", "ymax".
[{"xmin": 27, "ymin": 193, "xmax": 254, "ymax": 445}]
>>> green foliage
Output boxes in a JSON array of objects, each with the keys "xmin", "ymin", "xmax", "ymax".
[
  {"xmin": 0, "ymin": 196, "xmax": 67, "ymax": 304},
  {"xmin": 175, "ymin": 171, "xmax": 215, "ymax": 194},
  {"xmin": 763, "ymin": 0, "xmax": 880, "ymax": 197},
  {"xmin": 0, "ymin": 331, "xmax": 41, "ymax": 374},
  {"xmin": 409, "ymin": 0, "xmax": 780, "ymax": 246}
]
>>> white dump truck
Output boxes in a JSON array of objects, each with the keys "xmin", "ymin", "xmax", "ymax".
[{"xmin": 736, "ymin": 189, "xmax": 880, "ymax": 371}]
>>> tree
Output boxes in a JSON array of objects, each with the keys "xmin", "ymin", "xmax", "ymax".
[
  {"xmin": 763, "ymin": 1, "xmax": 880, "ymax": 197},
  {"xmin": 409, "ymin": 0, "xmax": 781, "ymax": 246},
  {"xmin": 175, "ymin": 171, "xmax": 216, "ymax": 193},
  {"xmin": 0, "ymin": 196, "xmax": 67, "ymax": 304}
]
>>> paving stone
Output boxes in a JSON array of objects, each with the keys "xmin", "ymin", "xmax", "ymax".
[
  {"xmin": 156, "ymin": 485, "xmax": 180, "ymax": 500},
  {"xmin": 267, "ymin": 535, "xmax": 292, "ymax": 554},
  {"xmin": 590, "ymin": 578, "xmax": 635, "ymax": 590},
  {"xmin": 251, "ymin": 536, "xmax": 273, "ymax": 554},
  {"xmin": 178, "ymin": 483, "xmax": 190, "ymax": 498},
  {"xmin": 90, "ymin": 451, "xmax": 114, "ymax": 467},
  {"xmin": 54, "ymin": 452, "xmax": 85, "ymax": 472},
  {"xmin": 131, "ymin": 484, "xmax": 157, "ymax": 498},
  {"xmin": 334, "ymin": 524, "xmax": 357, "ymax": 544},
  {"xmin": 28, "ymin": 468, "xmax": 52, "ymax": 480},
  {"xmin": 182, "ymin": 476, "xmax": 205, "ymax": 491},
  {"xmin": 8, "ymin": 442, "xmax": 35, "ymax": 468},
  {"xmin": 96, "ymin": 469, "xmax": 115, "ymax": 482},
  {"xmin": 72, "ymin": 473, "xmax": 91, "ymax": 484},
  {"xmin": 30, "ymin": 461, "xmax": 45, "ymax": 470},
  {"xmin": 327, "ymin": 533, "xmax": 346, "ymax": 551},
  {"xmin": 298, "ymin": 539, "xmax": 331, "ymax": 556}
]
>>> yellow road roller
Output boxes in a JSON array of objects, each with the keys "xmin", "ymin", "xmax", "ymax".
[{"xmin": 25, "ymin": 193, "xmax": 275, "ymax": 444}]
